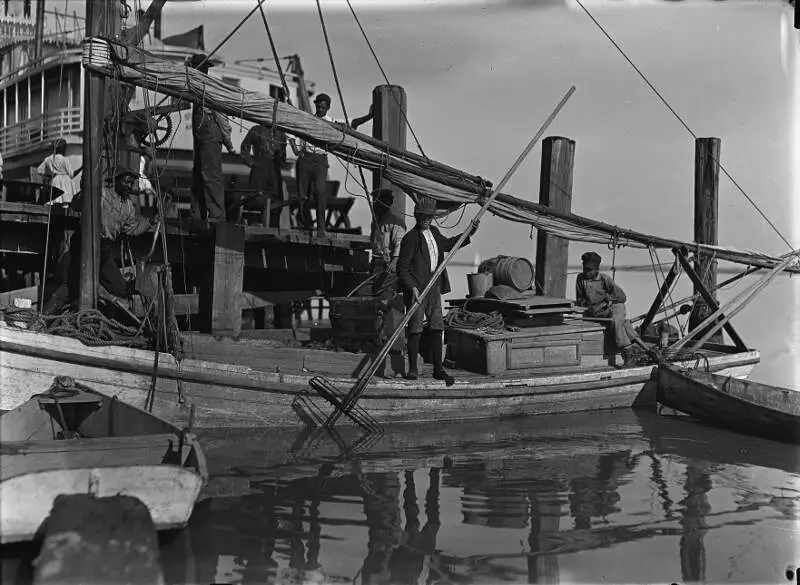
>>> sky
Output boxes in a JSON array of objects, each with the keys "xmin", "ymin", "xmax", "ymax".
[{"xmin": 146, "ymin": 0, "xmax": 799, "ymax": 385}]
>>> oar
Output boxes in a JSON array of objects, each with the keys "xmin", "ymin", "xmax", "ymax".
[{"xmin": 323, "ymin": 85, "xmax": 577, "ymax": 429}]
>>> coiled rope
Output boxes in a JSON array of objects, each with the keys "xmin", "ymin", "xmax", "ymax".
[
  {"xmin": 444, "ymin": 307, "xmax": 505, "ymax": 332},
  {"xmin": 0, "ymin": 307, "xmax": 151, "ymax": 349}
]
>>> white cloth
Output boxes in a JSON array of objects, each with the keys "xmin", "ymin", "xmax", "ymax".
[
  {"xmin": 37, "ymin": 153, "xmax": 76, "ymax": 205},
  {"xmin": 422, "ymin": 228, "xmax": 438, "ymax": 272}
]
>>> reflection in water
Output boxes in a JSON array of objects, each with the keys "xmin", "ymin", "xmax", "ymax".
[{"xmin": 2, "ymin": 410, "xmax": 797, "ymax": 585}]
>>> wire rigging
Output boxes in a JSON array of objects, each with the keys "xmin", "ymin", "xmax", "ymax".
[{"xmin": 572, "ymin": 0, "xmax": 794, "ymax": 253}]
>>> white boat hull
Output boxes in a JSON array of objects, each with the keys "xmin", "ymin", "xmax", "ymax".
[{"xmin": 0, "ymin": 465, "xmax": 204, "ymax": 544}]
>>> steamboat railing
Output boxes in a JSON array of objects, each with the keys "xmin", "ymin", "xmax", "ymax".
[{"xmin": 0, "ymin": 106, "xmax": 82, "ymax": 155}]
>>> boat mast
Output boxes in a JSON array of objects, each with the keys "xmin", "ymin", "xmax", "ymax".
[{"xmin": 79, "ymin": 0, "xmax": 120, "ymax": 310}]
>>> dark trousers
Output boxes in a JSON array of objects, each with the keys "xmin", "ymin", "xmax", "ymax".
[
  {"xmin": 295, "ymin": 154, "xmax": 328, "ymax": 231},
  {"xmin": 67, "ymin": 232, "xmax": 129, "ymax": 300},
  {"xmin": 404, "ymin": 286, "xmax": 444, "ymax": 334},
  {"xmin": 192, "ymin": 139, "xmax": 226, "ymax": 220}
]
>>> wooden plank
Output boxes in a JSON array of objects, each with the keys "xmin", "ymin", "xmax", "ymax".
[
  {"xmin": 639, "ymin": 259, "xmax": 681, "ymax": 335},
  {"xmin": 33, "ymin": 494, "xmax": 164, "ymax": 585},
  {"xmin": 0, "ymin": 286, "xmax": 38, "ymax": 306},
  {"xmin": 674, "ymin": 249, "xmax": 747, "ymax": 350},
  {"xmin": 535, "ymin": 137, "xmax": 575, "ymax": 298},
  {"xmin": 1, "ymin": 434, "xmax": 178, "ymax": 480},
  {"xmin": 209, "ymin": 223, "xmax": 246, "ymax": 338}
]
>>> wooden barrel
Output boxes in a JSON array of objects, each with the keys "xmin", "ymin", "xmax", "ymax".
[{"xmin": 478, "ymin": 255, "xmax": 534, "ymax": 291}]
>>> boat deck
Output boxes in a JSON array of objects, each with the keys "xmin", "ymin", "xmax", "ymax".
[{"xmin": 180, "ymin": 331, "xmax": 702, "ymax": 385}]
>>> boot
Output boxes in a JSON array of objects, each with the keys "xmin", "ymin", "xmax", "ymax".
[
  {"xmin": 431, "ymin": 330, "xmax": 455, "ymax": 387},
  {"xmin": 405, "ymin": 333, "xmax": 420, "ymax": 380},
  {"xmin": 620, "ymin": 345, "xmax": 636, "ymax": 367}
]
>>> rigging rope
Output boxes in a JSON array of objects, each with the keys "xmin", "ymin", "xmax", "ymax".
[
  {"xmin": 315, "ymin": 0, "xmax": 374, "ymax": 230},
  {"xmin": 444, "ymin": 306, "xmax": 505, "ymax": 332},
  {"xmin": 257, "ymin": 2, "xmax": 293, "ymax": 106},
  {"xmin": 344, "ymin": 0, "xmax": 428, "ymax": 159},
  {"xmin": 571, "ymin": 0, "xmax": 794, "ymax": 253}
]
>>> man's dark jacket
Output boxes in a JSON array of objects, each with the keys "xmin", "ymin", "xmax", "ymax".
[{"xmin": 397, "ymin": 225, "xmax": 470, "ymax": 296}]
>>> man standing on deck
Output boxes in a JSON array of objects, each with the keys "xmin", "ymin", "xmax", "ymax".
[
  {"xmin": 189, "ymin": 53, "xmax": 235, "ymax": 221},
  {"xmin": 291, "ymin": 93, "xmax": 343, "ymax": 235},
  {"xmin": 575, "ymin": 251, "xmax": 640, "ymax": 367},
  {"xmin": 397, "ymin": 196, "xmax": 479, "ymax": 386}
]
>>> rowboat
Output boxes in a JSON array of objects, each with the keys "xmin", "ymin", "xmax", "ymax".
[
  {"xmin": 0, "ymin": 375, "xmax": 208, "ymax": 544},
  {"xmin": 655, "ymin": 364, "xmax": 800, "ymax": 444}
]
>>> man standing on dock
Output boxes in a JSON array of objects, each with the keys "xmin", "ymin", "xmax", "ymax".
[
  {"xmin": 397, "ymin": 196, "xmax": 479, "ymax": 385},
  {"xmin": 291, "ymin": 93, "xmax": 342, "ymax": 235},
  {"xmin": 189, "ymin": 53, "xmax": 235, "ymax": 221},
  {"xmin": 575, "ymin": 251, "xmax": 639, "ymax": 367},
  {"xmin": 239, "ymin": 114, "xmax": 287, "ymax": 227}
]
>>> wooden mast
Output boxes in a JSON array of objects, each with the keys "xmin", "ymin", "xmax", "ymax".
[{"xmin": 78, "ymin": 0, "xmax": 119, "ymax": 310}]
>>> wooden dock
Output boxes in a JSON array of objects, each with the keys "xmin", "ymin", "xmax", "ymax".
[{"xmin": 0, "ymin": 201, "xmax": 371, "ymax": 337}]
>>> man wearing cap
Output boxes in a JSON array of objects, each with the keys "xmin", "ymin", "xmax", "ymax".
[
  {"xmin": 291, "ymin": 93, "xmax": 343, "ymax": 234},
  {"xmin": 370, "ymin": 188, "xmax": 405, "ymax": 298},
  {"xmin": 188, "ymin": 53, "xmax": 235, "ymax": 221},
  {"xmin": 575, "ymin": 251, "xmax": 639, "ymax": 366},
  {"xmin": 397, "ymin": 197, "xmax": 479, "ymax": 385},
  {"xmin": 44, "ymin": 163, "xmax": 160, "ymax": 313}
]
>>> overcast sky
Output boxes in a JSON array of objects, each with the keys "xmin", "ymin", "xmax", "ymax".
[{"xmin": 157, "ymin": 0, "xmax": 793, "ymax": 261}]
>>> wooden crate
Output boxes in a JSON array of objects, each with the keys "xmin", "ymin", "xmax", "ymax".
[
  {"xmin": 446, "ymin": 322, "xmax": 606, "ymax": 375},
  {"xmin": 328, "ymin": 297, "xmax": 386, "ymax": 341}
]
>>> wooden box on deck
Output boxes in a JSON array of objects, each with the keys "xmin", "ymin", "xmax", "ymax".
[{"xmin": 445, "ymin": 322, "xmax": 607, "ymax": 376}]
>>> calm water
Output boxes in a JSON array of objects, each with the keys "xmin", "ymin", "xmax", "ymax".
[
  {"xmin": 2, "ymin": 410, "xmax": 798, "ymax": 584},
  {"xmin": 173, "ymin": 411, "xmax": 799, "ymax": 585}
]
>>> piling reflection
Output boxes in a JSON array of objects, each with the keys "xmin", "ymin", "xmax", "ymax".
[{"xmin": 68, "ymin": 411, "xmax": 800, "ymax": 584}]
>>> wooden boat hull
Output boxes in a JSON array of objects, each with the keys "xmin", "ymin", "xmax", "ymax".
[
  {"xmin": 0, "ymin": 377, "xmax": 208, "ymax": 544},
  {"xmin": 0, "ymin": 465, "xmax": 204, "ymax": 544},
  {"xmin": 0, "ymin": 324, "xmax": 761, "ymax": 429},
  {"xmin": 655, "ymin": 365, "xmax": 800, "ymax": 444}
]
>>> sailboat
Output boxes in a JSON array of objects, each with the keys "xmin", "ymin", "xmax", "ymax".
[{"xmin": 1, "ymin": 0, "xmax": 795, "ymax": 430}]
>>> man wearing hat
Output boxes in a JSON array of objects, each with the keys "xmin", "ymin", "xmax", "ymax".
[
  {"xmin": 575, "ymin": 251, "xmax": 639, "ymax": 366},
  {"xmin": 44, "ymin": 161, "xmax": 160, "ymax": 313},
  {"xmin": 291, "ymin": 93, "xmax": 343, "ymax": 234},
  {"xmin": 397, "ymin": 196, "xmax": 479, "ymax": 385},
  {"xmin": 188, "ymin": 53, "xmax": 235, "ymax": 221}
]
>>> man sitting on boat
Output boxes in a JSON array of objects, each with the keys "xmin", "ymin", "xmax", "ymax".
[
  {"xmin": 43, "ymin": 162, "xmax": 161, "ymax": 313},
  {"xmin": 575, "ymin": 251, "xmax": 639, "ymax": 367},
  {"xmin": 397, "ymin": 196, "xmax": 479, "ymax": 385}
]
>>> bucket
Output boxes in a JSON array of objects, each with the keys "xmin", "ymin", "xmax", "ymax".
[
  {"xmin": 478, "ymin": 255, "xmax": 534, "ymax": 291},
  {"xmin": 467, "ymin": 272, "xmax": 493, "ymax": 298}
]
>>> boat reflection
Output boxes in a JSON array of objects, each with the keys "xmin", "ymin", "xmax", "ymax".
[{"xmin": 97, "ymin": 410, "xmax": 800, "ymax": 584}]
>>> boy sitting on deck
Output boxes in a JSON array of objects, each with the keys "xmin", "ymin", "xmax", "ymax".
[{"xmin": 575, "ymin": 251, "xmax": 640, "ymax": 367}]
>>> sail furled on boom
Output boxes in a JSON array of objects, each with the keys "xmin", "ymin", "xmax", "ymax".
[{"xmin": 82, "ymin": 37, "xmax": 800, "ymax": 274}]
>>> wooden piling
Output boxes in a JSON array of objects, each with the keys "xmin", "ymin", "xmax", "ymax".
[
  {"xmin": 690, "ymin": 137, "xmax": 723, "ymax": 344},
  {"xmin": 33, "ymin": 494, "xmax": 164, "ymax": 585},
  {"xmin": 534, "ymin": 137, "xmax": 575, "ymax": 298},
  {"xmin": 205, "ymin": 223, "xmax": 246, "ymax": 338},
  {"xmin": 371, "ymin": 85, "xmax": 407, "ymax": 227}
]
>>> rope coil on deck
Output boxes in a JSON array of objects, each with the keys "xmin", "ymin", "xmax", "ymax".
[
  {"xmin": 444, "ymin": 307, "xmax": 505, "ymax": 332},
  {"xmin": 1, "ymin": 307, "xmax": 152, "ymax": 349}
]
